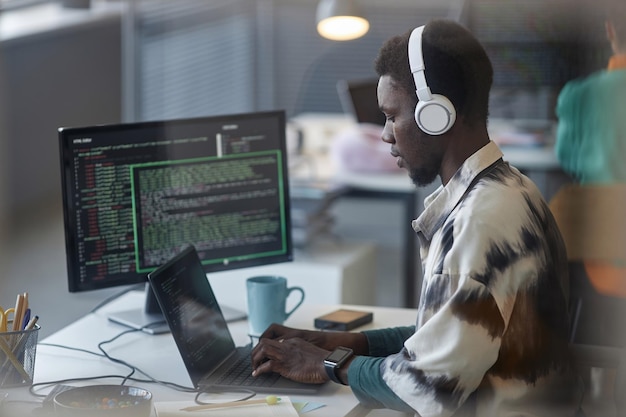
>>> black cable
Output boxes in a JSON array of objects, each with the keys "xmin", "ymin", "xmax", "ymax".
[
  {"xmin": 29, "ymin": 373, "xmax": 197, "ymax": 397},
  {"xmin": 38, "ymin": 341, "xmax": 105, "ymax": 359},
  {"xmin": 89, "ymin": 284, "xmax": 145, "ymax": 314},
  {"xmin": 94, "ymin": 324, "xmax": 182, "ymax": 386},
  {"xmin": 32, "ymin": 325, "xmax": 257, "ymax": 407},
  {"xmin": 30, "ymin": 375, "xmax": 139, "ymax": 397},
  {"xmin": 96, "ymin": 327, "xmax": 142, "ymax": 384},
  {"xmin": 32, "ymin": 327, "xmax": 197, "ymax": 398},
  {"xmin": 92, "ymin": 326, "xmax": 197, "ymax": 391}
]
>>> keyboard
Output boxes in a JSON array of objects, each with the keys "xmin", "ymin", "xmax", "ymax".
[{"xmin": 214, "ymin": 349, "xmax": 281, "ymax": 387}]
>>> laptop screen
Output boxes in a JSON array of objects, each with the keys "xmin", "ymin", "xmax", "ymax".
[
  {"xmin": 148, "ymin": 245, "xmax": 235, "ymax": 385},
  {"xmin": 337, "ymin": 79, "xmax": 385, "ymax": 127}
]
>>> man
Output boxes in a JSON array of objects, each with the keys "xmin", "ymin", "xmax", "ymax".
[
  {"xmin": 555, "ymin": 1, "xmax": 626, "ymax": 184},
  {"xmin": 252, "ymin": 19, "xmax": 580, "ymax": 416}
]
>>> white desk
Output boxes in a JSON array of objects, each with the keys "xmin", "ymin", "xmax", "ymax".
[{"xmin": 0, "ymin": 291, "xmax": 417, "ymax": 416}]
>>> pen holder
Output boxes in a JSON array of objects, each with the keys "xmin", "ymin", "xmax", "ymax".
[{"xmin": 0, "ymin": 324, "xmax": 39, "ymax": 388}]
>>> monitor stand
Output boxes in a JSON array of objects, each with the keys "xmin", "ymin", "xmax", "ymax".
[{"xmin": 107, "ymin": 283, "xmax": 247, "ymax": 335}]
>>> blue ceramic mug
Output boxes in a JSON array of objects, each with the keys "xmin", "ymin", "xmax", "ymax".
[{"xmin": 246, "ymin": 276, "xmax": 305, "ymax": 337}]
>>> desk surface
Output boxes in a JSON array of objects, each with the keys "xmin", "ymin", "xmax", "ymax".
[{"xmin": 2, "ymin": 291, "xmax": 417, "ymax": 416}]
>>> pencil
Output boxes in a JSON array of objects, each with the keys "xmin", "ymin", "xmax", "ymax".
[
  {"xmin": 25, "ymin": 316, "xmax": 39, "ymax": 331},
  {"xmin": 22, "ymin": 292, "xmax": 28, "ymax": 313},
  {"xmin": 0, "ymin": 336, "xmax": 31, "ymax": 382},
  {"xmin": 11, "ymin": 294, "xmax": 25, "ymax": 332}
]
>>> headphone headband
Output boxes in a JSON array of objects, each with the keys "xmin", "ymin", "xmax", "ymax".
[{"xmin": 408, "ymin": 26, "xmax": 431, "ymax": 102}]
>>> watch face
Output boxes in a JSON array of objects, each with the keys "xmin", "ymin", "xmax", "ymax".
[
  {"xmin": 324, "ymin": 347, "xmax": 353, "ymax": 385},
  {"xmin": 325, "ymin": 347, "xmax": 353, "ymax": 365}
]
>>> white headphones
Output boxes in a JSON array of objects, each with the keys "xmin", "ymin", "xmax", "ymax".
[{"xmin": 408, "ymin": 25, "xmax": 456, "ymax": 135}]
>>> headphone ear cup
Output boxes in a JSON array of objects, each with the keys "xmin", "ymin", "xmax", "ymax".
[{"xmin": 414, "ymin": 93, "xmax": 456, "ymax": 135}]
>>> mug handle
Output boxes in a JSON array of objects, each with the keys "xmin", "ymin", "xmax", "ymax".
[{"xmin": 285, "ymin": 286, "xmax": 305, "ymax": 319}]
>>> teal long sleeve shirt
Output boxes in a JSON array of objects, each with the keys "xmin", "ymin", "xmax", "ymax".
[
  {"xmin": 347, "ymin": 326, "xmax": 416, "ymax": 413},
  {"xmin": 555, "ymin": 68, "xmax": 626, "ymax": 184}
]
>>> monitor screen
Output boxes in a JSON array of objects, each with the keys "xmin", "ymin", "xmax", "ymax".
[
  {"xmin": 337, "ymin": 79, "xmax": 385, "ymax": 127},
  {"xmin": 58, "ymin": 111, "xmax": 293, "ymax": 331}
]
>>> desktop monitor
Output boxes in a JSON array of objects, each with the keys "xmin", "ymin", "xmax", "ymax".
[
  {"xmin": 58, "ymin": 110, "xmax": 293, "ymax": 333},
  {"xmin": 336, "ymin": 79, "xmax": 385, "ymax": 127}
]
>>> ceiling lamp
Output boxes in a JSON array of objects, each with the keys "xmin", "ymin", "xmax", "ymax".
[{"xmin": 316, "ymin": 0, "xmax": 370, "ymax": 41}]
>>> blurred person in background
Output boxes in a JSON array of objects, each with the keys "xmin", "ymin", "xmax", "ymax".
[{"xmin": 555, "ymin": 1, "xmax": 626, "ymax": 184}]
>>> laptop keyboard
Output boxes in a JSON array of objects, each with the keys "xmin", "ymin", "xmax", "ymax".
[{"xmin": 215, "ymin": 349, "xmax": 281, "ymax": 387}]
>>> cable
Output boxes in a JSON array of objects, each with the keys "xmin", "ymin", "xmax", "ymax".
[
  {"xmin": 96, "ymin": 327, "xmax": 142, "ymax": 384},
  {"xmin": 89, "ymin": 284, "xmax": 145, "ymax": 314},
  {"xmin": 193, "ymin": 388, "xmax": 256, "ymax": 405},
  {"xmin": 33, "ymin": 325, "xmax": 259, "ymax": 407},
  {"xmin": 30, "ymin": 375, "xmax": 139, "ymax": 398},
  {"xmin": 32, "ymin": 327, "xmax": 197, "ymax": 398}
]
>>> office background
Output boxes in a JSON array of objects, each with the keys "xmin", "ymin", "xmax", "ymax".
[{"xmin": 0, "ymin": 0, "xmax": 609, "ymax": 338}]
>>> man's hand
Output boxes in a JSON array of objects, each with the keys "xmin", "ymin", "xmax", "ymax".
[
  {"xmin": 257, "ymin": 323, "xmax": 369, "ymax": 354},
  {"xmin": 256, "ymin": 324, "xmax": 333, "ymax": 349},
  {"xmin": 251, "ymin": 337, "xmax": 330, "ymax": 384}
]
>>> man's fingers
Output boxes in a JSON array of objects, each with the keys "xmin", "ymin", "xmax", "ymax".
[
  {"xmin": 252, "ymin": 358, "xmax": 274, "ymax": 376},
  {"xmin": 251, "ymin": 338, "xmax": 286, "ymax": 371},
  {"xmin": 251, "ymin": 337, "xmax": 330, "ymax": 384},
  {"xmin": 259, "ymin": 323, "xmax": 288, "ymax": 340}
]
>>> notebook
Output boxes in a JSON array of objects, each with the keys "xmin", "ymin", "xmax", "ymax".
[{"xmin": 147, "ymin": 245, "xmax": 321, "ymax": 395}]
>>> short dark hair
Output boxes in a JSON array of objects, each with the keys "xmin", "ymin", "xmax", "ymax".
[{"xmin": 374, "ymin": 19, "xmax": 493, "ymax": 126}]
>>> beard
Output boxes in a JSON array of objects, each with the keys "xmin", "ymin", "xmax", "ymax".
[
  {"xmin": 408, "ymin": 152, "xmax": 441, "ymax": 187},
  {"xmin": 409, "ymin": 167, "xmax": 438, "ymax": 187}
]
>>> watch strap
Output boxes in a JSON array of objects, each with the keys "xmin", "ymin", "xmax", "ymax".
[{"xmin": 324, "ymin": 360, "xmax": 344, "ymax": 384}]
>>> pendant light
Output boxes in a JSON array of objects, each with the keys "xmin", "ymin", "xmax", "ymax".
[{"xmin": 316, "ymin": 0, "xmax": 370, "ymax": 41}]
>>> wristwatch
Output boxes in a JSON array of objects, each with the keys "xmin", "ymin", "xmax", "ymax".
[{"xmin": 323, "ymin": 347, "xmax": 353, "ymax": 385}]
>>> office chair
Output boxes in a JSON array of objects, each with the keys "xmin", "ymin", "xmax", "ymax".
[
  {"xmin": 569, "ymin": 343, "xmax": 626, "ymax": 417},
  {"xmin": 550, "ymin": 183, "xmax": 626, "ymax": 417},
  {"xmin": 548, "ymin": 183, "xmax": 626, "ymax": 256}
]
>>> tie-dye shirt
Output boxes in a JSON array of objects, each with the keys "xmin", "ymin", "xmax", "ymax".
[{"xmin": 347, "ymin": 141, "xmax": 581, "ymax": 417}]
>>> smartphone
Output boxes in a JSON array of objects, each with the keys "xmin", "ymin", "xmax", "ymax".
[{"xmin": 314, "ymin": 309, "xmax": 373, "ymax": 331}]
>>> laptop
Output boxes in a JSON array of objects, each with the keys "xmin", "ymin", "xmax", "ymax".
[
  {"xmin": 336, "ymin": 78, "xmax": 385, "ymax": 127},
  {"xmin": 147, "ymin": 245, "xmax": 322, "ymax": 394}
]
